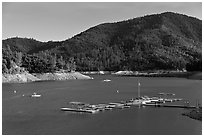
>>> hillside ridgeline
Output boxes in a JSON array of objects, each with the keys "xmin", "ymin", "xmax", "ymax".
[{"xmin": 2, "ymin": 12, "xmax": 202, "ymax": 75}]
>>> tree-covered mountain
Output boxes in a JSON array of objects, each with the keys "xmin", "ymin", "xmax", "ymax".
[{"xmin": 2, "ymin": 12, "xmax": 202, "ymax": 73}]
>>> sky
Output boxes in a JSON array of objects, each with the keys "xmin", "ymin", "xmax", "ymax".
[{"xmin": 2, "ymin": 2, "xmax": 202, "ymax": 42}]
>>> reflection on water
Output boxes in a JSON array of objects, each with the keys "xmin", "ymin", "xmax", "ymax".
[{"xmin": 2, "ymin": 75, "xmax": 202, "ymax": 135}]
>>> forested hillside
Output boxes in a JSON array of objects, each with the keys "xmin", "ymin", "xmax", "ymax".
[{"xmin": 2, "ymin": 12, "xmax": 202, "ymax": 74}]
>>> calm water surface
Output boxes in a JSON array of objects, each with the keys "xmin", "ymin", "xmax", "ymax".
[{"xmin": 2, "ymin": 75, "xmax": 202, "ymax": 135}]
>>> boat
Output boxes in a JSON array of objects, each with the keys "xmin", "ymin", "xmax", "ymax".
[
  {"xmin": 125, "ymin": 102, "xmax": 133, "ymax": 106},
  {"xmin": 149, "ymin": 99, "xmax": 160, "ymax": 103},
  {"xmin": 175, "ymin": 98, "xmax": 183, "ymax": 101},
  {"xmin": 164, "ymin": 98, "xmax": 182, "ymax": 102},
  {"xmin": 131, "ymin": 82, "xmax": 153, "ymax": 105},
  {"xmin": 106, "ymin": 105, "xmax": 116, "ymax": 108},
  {"xmin": 105, "ymin": 105, "xmax": 114, "ymax": 110},
  {"xmin": 87, "ymin": 104, "xmax": 106, "ymax": 111},
  {"xmin": 158, "ymin": 92, "xmax": 165, "ymax": 95},
  {"xmin": 109, "ymin": 103, "xmax": 125, "ymax": 108},
  {"xmin": 96, "ymin": 104, "xmax": 108, "ymax": 108},
  {"xmin": 166, "ymin": 93, "xmax": 175, "ymax": 96},
  {"xmin": 132, "ymin": 99, "xmax": 143, "ymax": 105},
  {"xmin": 31, "ymin": 92, "xmax": 41, "ymax": 98},
  {"xmin": 115, "ymin": 106, "xmax": 124, "ymax": 109},
  {"xmin": 123, "ymin": 105, "xmax": 131, "ymax": 108},
  {"xmin": 142, "ymin": 100, "xmax": 152, "ymax": 104},
  {"xmin": 105, "ymin": 107, "xmax": 113, "ymax": 110},
  {"xmin": 84, "ymin": 102, "xmax": 114, "ymax": 111},
  {"xmin": 158, "ymin": 93, "xmax": 175, "ymax": 96},
  {"xmin": 103, "ymin": 79, "xmax": 111, "ymax": 82},
  {"xmin": 69, "ymin": 101, "xmax": 88, "ymax": 105},
  {"xmin": 109, "ymin": 102, "xmax": 124, "ymax": 106},
  {"xmin": 94, "ymin": 106, "xmax": 106, "ymax": 111},
  {"xmin": 164, "ymin": 98, "xmax": 173, "ymax": 102}
]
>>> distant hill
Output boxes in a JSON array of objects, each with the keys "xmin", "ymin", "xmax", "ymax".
[
  {"xmin": 2, "ymin": 12, "xmax": 202, "ymax": 73},
  {"xmin": 2, "ymin": 37, "xmax": 62, "ymax": 53}
]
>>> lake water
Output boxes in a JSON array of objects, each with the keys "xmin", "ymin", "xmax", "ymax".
[{"xmin": 2, "ymin": 75, "xmax": 202, "ymax": 135}]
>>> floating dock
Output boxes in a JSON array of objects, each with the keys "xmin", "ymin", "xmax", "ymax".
[
  {"xmin": 60, "ymin": 94, "xmax": 193, "ymax": 114},
  {"xmin": 143, "ymin": 104, "xmax": 196, "ymax": 109},
  {"xmin": 61, "ymin": 107, "xmax": 99, "ymax": 113}
]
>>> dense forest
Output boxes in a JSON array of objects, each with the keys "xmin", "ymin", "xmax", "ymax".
[{"xmin": 2, "ymin": 12, "xmax": 202, "ymax": 74}]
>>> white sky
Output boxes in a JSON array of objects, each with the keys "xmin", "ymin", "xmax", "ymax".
[{"xmin": 2, "ymin": 2, "xmax": 202, "ymax": 42}]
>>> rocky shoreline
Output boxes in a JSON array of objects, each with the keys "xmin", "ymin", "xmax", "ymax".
[
  {"xmin": 2, "ymin": 70, "xmax": 201, "ymax": 83},
  {"xmin": 2, "ymin": 72, "xmax": 93, "ymax": 83},
  {"xmin": 182, "ymin": 108, "xmax": 202, "ymax": 121},
  {"xmin": 82, "ymin": 70, "xmax": 202, "ymax": 80}
]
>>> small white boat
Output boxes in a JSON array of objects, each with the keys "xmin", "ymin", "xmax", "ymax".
[
  {"xmin": 175, "ymin": 98, "xmax": 183, "ymax": 101},
  {"xmin": 158, "ymin": 92, "xmax": 165, "ymax": 95},
  {"xmin": 69, "ymin": 101, "xmax": 87, "ymax": 105},
  {"xmin": 166, "ymin": 93, "xmax": 176, "ymax": 96},
  {"xmin": 125, "ymin": 102, "xmax": 133, "ymax": 106},
  {"xmin": 106, "ymin": 105, "xmax": 116, "ymax": 108},
  {"xmin": 123, "ymin": 105, "xmax": 131, "ymax": 108},
  {"xmin": 105, "ymin": 107, "xmax": 113, "ymax": 110},
  {"xmin": 164, "ymin": 98, "xmax": 173, "ymax": 102},
  {"xmin": 115, "ymin": 106, "xmax": 124, "ymax": 109},
  {"xmin": 109, "ymin": 102, "xmax": 124, "ymax": 106},
  {"xmin": 132, "ymin": 99, "xmax": 143, "ymax": 105},
  {"xmin": 103, "ymin": 79, "xmax": 111, "ymax": 82},
  {"xmin": 31, "ymin": 92, "xmax": 41, "ymax": 98}
]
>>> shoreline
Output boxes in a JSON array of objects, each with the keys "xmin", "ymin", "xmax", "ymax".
[
  {"xmin": 2, "ymin": 72, "xmax": 93, "ymax": 83},
  {"xmin": 182, "ymin": 108, "xmax": 202, "ymax": 121},
  {"xmin": 118, "ymin": 72, "xmax": 202, "ymax": 80},
  {"xmin": 2, "ymin": 71, "xmax": 201, "ymax": 83},
  {"xmin": 82, "ymin": 71, "xmax": 202, "ymax": 80}
]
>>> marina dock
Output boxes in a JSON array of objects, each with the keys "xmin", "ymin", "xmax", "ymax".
[
  {"xmin": 60, "ymin": 84, "xmax": 197, "ymax": 114},
  {"xmin": 61, "ymin": 107, "xmax": 99, "ymax": 113},
  {"xmin": 143, "ymin": 104, "xmax": 196, "ymax": 109}
]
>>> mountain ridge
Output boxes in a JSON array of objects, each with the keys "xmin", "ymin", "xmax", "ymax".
[{"xmin": 2, "ymin": 12, "xmax": 202, "ymax": 72}]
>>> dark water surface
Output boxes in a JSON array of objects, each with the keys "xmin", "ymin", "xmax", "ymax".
[{"xmin": 2, "ymin": 75, "xmax": 202, "ymax": 135}]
